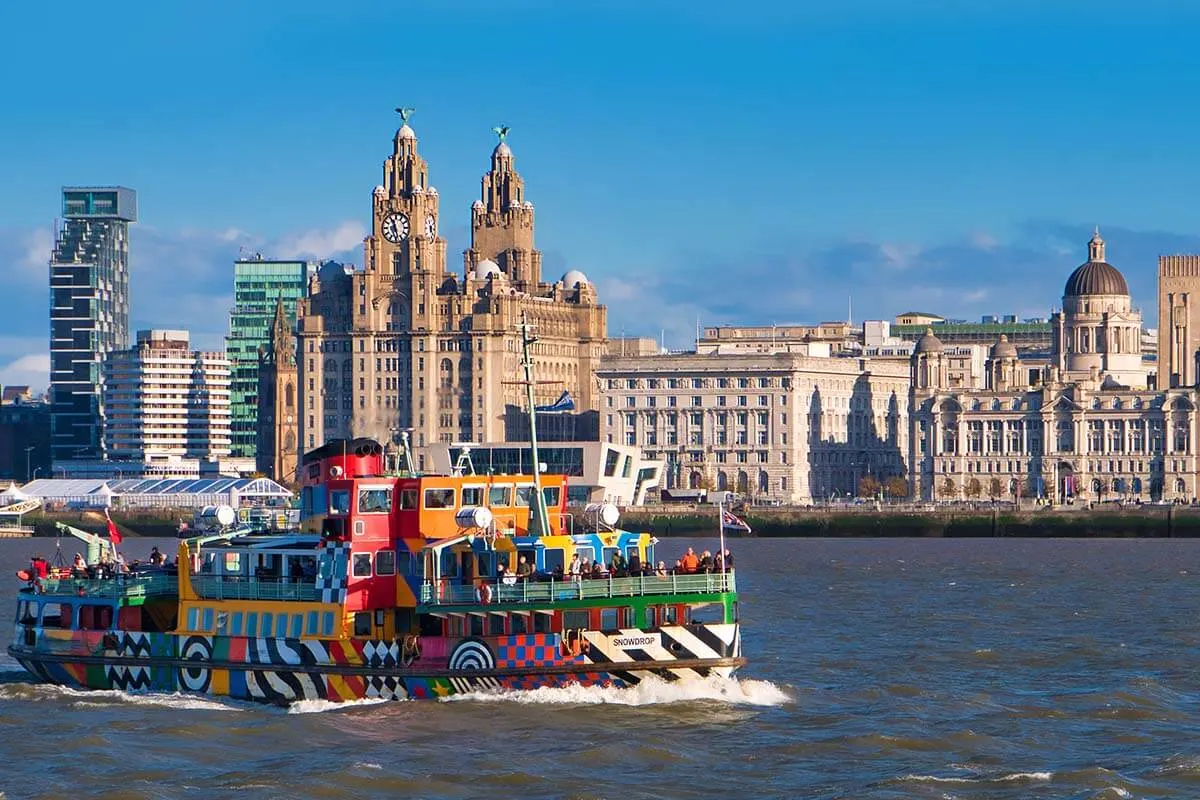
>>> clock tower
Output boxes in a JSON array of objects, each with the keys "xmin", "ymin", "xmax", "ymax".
[{"xmin": 463, "ymin": 127, "xmax": 541, "ymax": 289}]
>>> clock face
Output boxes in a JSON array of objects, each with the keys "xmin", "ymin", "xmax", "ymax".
[
  {"xmin": 425, "ymin": 214, "xmax": 436, "ymax": 239},
  {"xmin": 382, "ymin": 212, "xmax": 409, "ymax": 243}
]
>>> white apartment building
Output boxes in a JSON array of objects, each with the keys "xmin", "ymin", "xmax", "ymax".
[
  {"xmin": 103, "ymin": 330, "xmax": 232, "ymax": 461},
  {"xmin": 597, "ymin": 352, "xmax": 911, "ymax": 504}
]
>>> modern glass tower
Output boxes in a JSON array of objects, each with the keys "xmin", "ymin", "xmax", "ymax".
[
  {"xmin": 225, "ymin": 256, "xmax": 312, "ymax": 458},
  {"xmin": 49, "ymin": 186, "xmax": 137, "ymax": 463}
]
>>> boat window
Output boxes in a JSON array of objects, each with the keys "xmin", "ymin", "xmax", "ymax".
[
  {"xmin": 469, "ymin": 614, "xmax": 484, "ymax": 636},
  {"xmin": 448, "ymin": 615, "xmax": 464, "ymax": 636},
  {"xmin": 543, "ymin": 548, "xmax": 565, "ymax": 574},
  {"xmin": 397, "ymin": 551, "xmax": 416, "ymax": 576},
  {"xmin": 231, "ymin": 612, "xmax": 244, "ymax": 636},
  {"xmin": 77, "ymin": 604, "xmax": 110, "ymax": 631},
  {"xmin": 599, "ymin": 608, "xmax": 619, "ymax": 631},
  {"xmin": 511, "ymin": 613, "xmax": 528, "ymax": 634},
  {"xmin": 353, "ymin": 612, "xmax": 371, "ymax": 636},
  {"xmin": 307, "ymin": 611, "xmax": 319, "ymax": 635},
  {"xmin": 376, "ymin": 550, "xmax": 396, "ymax": 576},
  {"xmin": 440, "ymin": 549, "xmax": 459, "ymax": 577},
  {"xmin": 358, "ymin": 487, "xmax": 392, "ymax": 514},
  {"xmin": 534, "ymin": 612, "xmax": 552, "ymax": 633},
  {"xmin": 17, "ymin": 601, "xmax": 34, "ymax": 625},
  {"xmin": 223, "ymin": 552, "xmax": 242, "ymax": 574},
  {"xmin": 542, "ymin": 486, "xmax": 561, "ymax": 507},
  {"xmin": 246, "ymin": 612, "xmax": 258, "ymax": 637},
  {"xmin": 463, "ymin": 486, "xmax": 485, "ymax": 506},
  {"xmin": 330, "ymin": 490, "xmax": 350, "ymax": 514},
  {"xmin": 603, "ymin": 547, "xmax": 618, "ymax": 567},
  {"xmin": 488, "ymin": 613, "xmax": 505, "ymax": 635},
  {"xmin": 514, "ymin": 486, "xmax": 532, "ymax": 507},
  {"xmin": 688, "ymin": 603, "xmax": 721, "ymax": 624},
  {"xmin": 290, "ymin": 615, "xmax": 303, "ymax": 638},
  {"xmin": 352, "ymin": 553, "xmax": 372, "ymax": 577},
  {"xmin": 424, "ymin": 487, "xmax": 455, "ymax": 509},
  {"xmin": 187, "ymin": 607, "xmax": 198, "ymax": 631},
  {"xmin": 488, "ymin": 485, "xmax": 512, "ymax": 507},
  {"xmin": 622, "ymin": 607, "xmax": 636, "ymax": 627},
  {"xmin": 399, "ymin": 488, "xmax": 419, "ymax": 509},
  {"xmin": 661, "ymin": 605, "xmax": 678, "ymax": 625},
  {"xmin": 321, "ymin": 612, "xmax": 335, "ymax": 636},
  {"xmin": 42, "ymin": 603, "xmax": 71, "ymax": 629},
  {"xmin": 203, "ymin": 608, "xmax": 214, "ymax": 631},
  {"xmin": 261, "ymin": 614, "xmax": 273, "ymax": 637},
  {"xmin": 575, "ymin": 546, "xmax": 595, "ymax": 563},
  {"xmin": 563, "ymin": 610, "xmax": 589, "ymax": 630}
]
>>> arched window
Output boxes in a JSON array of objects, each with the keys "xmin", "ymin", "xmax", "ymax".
[
  {"xmin": 717, "ymin": 472, "xmax": 728, "ymax": 491},
  {"xmin": 439, "ymin": 358, "xmax": 454, "ymax": 389},
  {"xmin": 285, "ymin": 382, "xmax": 294, "ymax": 410},
  {"xmin": 689, "ymin": 472, "xmax": 702, "ymax": 490},
  {"xmin": 736, "ymin": 471, "xmax": 749, "ymax": 494},
  {"xmin": 758, "ymin": 470, "xmax": 769, "ymax": 494}
]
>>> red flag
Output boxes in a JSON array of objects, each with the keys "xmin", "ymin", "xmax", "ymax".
[{"xmin": 104, "ymin": 510, "xmax": 123, "ymax": 546}]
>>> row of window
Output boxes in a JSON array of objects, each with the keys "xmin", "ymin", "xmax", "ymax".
[
  {"xmin": 186, "ymin": 606, "xmax": 338, "ymax": 639},
  {"xmin": 609, "ymin": 394, "xmax": 779, "ymax": 409},
  {"xmin": 338, "ymin": 484, "xmax": 563, "ymax": 516},
  {"xmin": 609, "ymin": 377, "xmax": 777, "ymax": 390}
]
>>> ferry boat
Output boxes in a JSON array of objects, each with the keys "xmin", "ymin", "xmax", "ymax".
[{"xmin": 7, "ymin": 324, "xmax": 744, "ymax": 705}]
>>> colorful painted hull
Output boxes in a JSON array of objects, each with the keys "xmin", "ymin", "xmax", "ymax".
[{"xmin": 8, "ymin": 624, "xmax": 742, "ymax": 703}]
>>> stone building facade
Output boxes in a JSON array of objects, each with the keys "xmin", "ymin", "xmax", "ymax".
[
  {"xmin": 1158, "ymin": 253, "xmax": 1200, "ymax": 389},
  {"xmin": 597, "ymin": 352, "xmax": 910, "ymax": 503},
  {"xmin": 910, "ymin": 233, "xmax": 1196, "ymax": 503},
  {"xmin": 297, "ymin": 114, "xmax": 607, "ymax": 466}
]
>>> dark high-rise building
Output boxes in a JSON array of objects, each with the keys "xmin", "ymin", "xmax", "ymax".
[{"xmin": 49, "ymin": 186, "xmax": 137, "ymax": 463}]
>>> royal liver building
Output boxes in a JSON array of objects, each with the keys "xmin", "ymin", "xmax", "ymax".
[
  {"xmin": 297, "ymin": 112, "xmax": 607, "ymax": 465},
  {"xmin": 910, "ymin": 231, "xmax": 1197, "ymax": 503}
]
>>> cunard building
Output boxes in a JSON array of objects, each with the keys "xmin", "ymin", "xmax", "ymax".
[
  {"xmin": 910, "ymin": 231, "xmax": 1197, "ymax": 503},
  {"xmin": 297, "ymin": 112, "xmax": 607, "ymax": 466}
]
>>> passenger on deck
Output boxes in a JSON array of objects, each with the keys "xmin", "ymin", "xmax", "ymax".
[
  {"xmin": 723, "ymin": 549, "xmax": 734, "ymax": 572},
  {"xmin": 567, "ymin": 553, "xmax": 581, "ymax": 581},
  {"xmin": 516, "ymin": 556, "xmax": 532, "ymax": 579},
  {"xmin": 149, "ymin": 547, "xmax": 164, "ymax": 566},
  {"xmin": 699, "ymin": 550, "xmax": 714, "ymax": 573},
  {"xmin": 114, "ymin": 552, "xmax": 129, "ymax": 574},
  {"xmin": 680, "ymin": 547, "xmax": 700, "ymax": 574},
  {"xmin": 610, "ymin": 551, "xmax": 627, "ymax": 577},
  {"xmin": 655, "ymin": 560, "xmax": 669, "ymax": 577},
  {"xmin": 72, "ymin": 553, "xmax": 88, "ymax": 579}
]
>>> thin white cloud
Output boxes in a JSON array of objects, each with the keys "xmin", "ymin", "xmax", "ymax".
[
  {"xmin": 274, "ymin": 221, "xmax": 367, "ymax": 260},
  {"xmin": 0, "ymin": 353, "xmax": 49, "ymax": 392}
]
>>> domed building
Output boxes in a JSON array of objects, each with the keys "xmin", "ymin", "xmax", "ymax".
[
  {"xmin": 1051, "ymin": 229, "xmax": 1147, "ymax": 387},
  {"xmin": 909, "ymin": 231, "xmax": 1195, "ymax": 506}
]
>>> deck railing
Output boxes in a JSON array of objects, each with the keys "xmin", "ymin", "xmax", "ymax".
[
  {"xmin": 419, "ymin": 571, "xmax": 736, "ymax": 606},
  {"xmin": 37, "ymin": 573, "xmax": 178, "ymax": 600},
  {"xmin": 190, "ymin": 576, "xmax": 320, "ymax": 602}
]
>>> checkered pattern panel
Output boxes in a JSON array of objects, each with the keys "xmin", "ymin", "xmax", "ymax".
[
  {"xmin": 365, "ymin": 675, "xmax": 405, "ymax": 700},
  {"xmin": 362, "ymin": 640, "xmax": 399, "ymax": 668},
  {"xmin": 495, "ymin": 634, "xmax": 559, "ymax": 668},
  {"xmin": 316, "ymin": 542, "xmax": 350, "ymax": 604}
]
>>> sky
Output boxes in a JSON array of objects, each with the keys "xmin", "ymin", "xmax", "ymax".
[{"xmin": 4, "ymin": 0, "xmax": 1200, "ymax": 390}]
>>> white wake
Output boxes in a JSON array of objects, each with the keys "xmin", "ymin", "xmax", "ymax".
[{"xmin": 442, "ymin": 674, "xmax": 791, "ymax": 706}]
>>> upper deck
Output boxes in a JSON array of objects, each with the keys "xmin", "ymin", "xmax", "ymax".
[{"xmin": 419, "ymin": 571, "xmax": 736, "ymax": 607}]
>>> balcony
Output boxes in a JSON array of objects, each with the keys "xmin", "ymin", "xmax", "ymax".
[
  {"xmin": 419, "ymin": 571, "xmax": 736, "ymax": 606},
  {"xmin": 33, "ymin": 573, "xmax": 178, "ymax": 600},
  {"xmin": 190, "ymin": 576, "xmax": 320, "ymax": 602}
]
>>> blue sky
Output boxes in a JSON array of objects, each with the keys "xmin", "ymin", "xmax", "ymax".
[{"xmin": 4, "ymin": 0, "xmax": 1200, "ymax": 389}]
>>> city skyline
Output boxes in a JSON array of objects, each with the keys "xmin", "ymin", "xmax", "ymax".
[{"xmin": 7, "ymin": 2, "xmax": 1200, "ymax": 390}]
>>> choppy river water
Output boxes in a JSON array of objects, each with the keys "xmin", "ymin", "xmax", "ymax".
[{"xmin": 2, "ymin": 536, "xmax": 1199, "ymax": 799}]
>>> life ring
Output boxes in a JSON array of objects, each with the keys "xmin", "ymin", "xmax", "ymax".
[
  {"xmin": 401, "ymin": 634, "xmax": 422, "ymax": 666},
  {"xmin": 475, "ymin": 582, "xmax": 492, "ymax": 604}
]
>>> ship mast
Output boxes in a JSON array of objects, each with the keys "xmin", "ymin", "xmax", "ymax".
[{"xmin": 517, "ymin": 311, "xmax": 551, "ymax": 538}]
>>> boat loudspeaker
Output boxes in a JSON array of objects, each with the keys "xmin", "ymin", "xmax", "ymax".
[{"xmin": 329, "ymin": 465, "xmax": 344, "ymax": 477}]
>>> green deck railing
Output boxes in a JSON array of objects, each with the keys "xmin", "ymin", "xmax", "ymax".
[
  {"xmin": 38, "ymin": 573, "xmax": 178, "ymax": 600},
  {"xmin": 419, "ymin": 572, "xmax": 736, "ymax": 605},
  {"xmin": 190, "ymin": 576, "xmax": 320, "ymax": 602}
]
